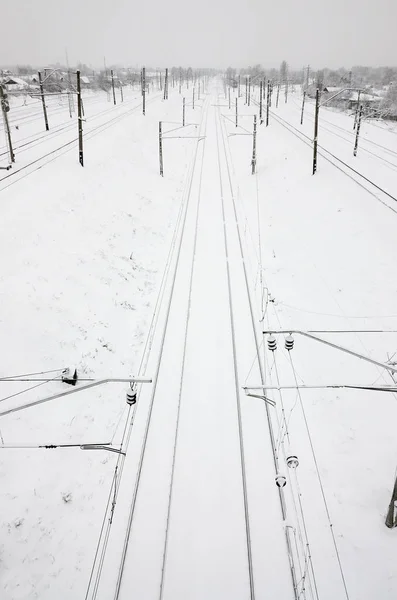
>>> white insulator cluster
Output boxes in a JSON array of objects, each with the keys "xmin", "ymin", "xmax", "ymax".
[
  {"xmin": 285, "ymin": 334, "xmax": 294, "ymax": 351},
  {"xmin": 126, "ymin": 383, "xmax": 137, "ymax": 405},
  {"xmin": 267, "ymin": 334, "xmax": 277, "ymax": 351}
]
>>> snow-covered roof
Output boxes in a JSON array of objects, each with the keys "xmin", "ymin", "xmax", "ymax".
[{"xmin": 4, "ymin": 76, "xmax": 28, "ymax": 87}]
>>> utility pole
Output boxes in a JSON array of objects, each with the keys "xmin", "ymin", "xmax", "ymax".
[
  {"xmin": 164, "ymin": 68, "xmax": 168, "ymax": 100},
  {"xmin": 159, "ymin": 121, "xmax": 164, "ymax": 176},
  {"xmin": 312, "ymin": 88, "xmax": 320, "ymax": 175},
  {"xmin": 353, "ymin": 105, "xmax": 363, "ymax": 157},
  {"xmin": 76, "ymin": 70, "xmax": 84, "ymax": 167},
  {"xmin": 353, "ymin": 90, "xmax": 361, "ymax": 129},
  {"xmin": 251, "ymin": 115, "xmax": 257, "ymax": 174},
  {"xmin": 142, "ymin": 67, "xmax": 146, "ymax": 115},
  {"xmin": 182, "ymin": 97, "xmax": 185, "ymax": 126},
  {"xmin": 300, "ymin": 91, "xmax": 306, "ymax": 125},
  {"xmin": 259, "ymin": 80, "xmax": 263, "ymax": 123},
  {"xmin": 111, "ymin": 70, "xmax": 116, "ymax": 105},
  {"xmin": 385, "ymin": 474, "xmax": 397, "ymax": 528},
  {"xmin": 0, "ymin": 85, "xmax": 15, "ymax": 163},
  {"xmin": 266, "ymin": 79, "xmax": 270, "ymax": 126},
  {"xmin": 38, "ymin": 71, "xmax": 49, "ymax": 131},
  {"xmin": 235, "ymin": 97, "xmax": 238, "ymax": 128}
]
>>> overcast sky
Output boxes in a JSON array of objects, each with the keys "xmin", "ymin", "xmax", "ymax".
[{"xmin": 3, "ymin": 0, "xmax": 396, "ymax": 69}]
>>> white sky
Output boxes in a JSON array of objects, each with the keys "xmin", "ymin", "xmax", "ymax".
[{"xmin": 3, "ymin": 0, "xmax": 396, "ymax": 69}]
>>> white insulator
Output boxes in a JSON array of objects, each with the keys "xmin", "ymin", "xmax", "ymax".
[
  {"xmin": 267, "ymin": 334, "xmax": 277, "ymax": 352},
  {"xmin": 286, "ymin": 455, "xmax": 299, "ymax": 469},
  {"xmin": 275, "ymin": 473, "xmax": 287, "ymax": 488},
  {"xmin": 126, "ymin": 386, "xmax": 137, "ymax": 405},
  {"xmin": 285, "ymin": 334, "xmax": 294, "ymax": 351}
]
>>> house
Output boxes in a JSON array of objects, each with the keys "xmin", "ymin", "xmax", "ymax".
[{"xmin": 3, "ymin": 77, "xmax": 29, "ymax": 90}]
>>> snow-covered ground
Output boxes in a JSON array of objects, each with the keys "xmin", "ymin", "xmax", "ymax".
[{"xmin": 1, "ymin": 79, "xmax": 397, "ymax": 600}]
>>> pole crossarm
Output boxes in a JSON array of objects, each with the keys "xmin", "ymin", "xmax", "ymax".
[
  {"xmin": 0, "ymin": 377, "xmax": 152, "ymax": 418},
  {"xmin": 262, "ymin": 329, "xmax": 397, "ymax": 374},
  {"xmin": 319, "ymin": 87, "xmax": 364, "ymax": 107},
  {"xmin": 244, "ymin": 384, "xmax": 397, "ymax": 393}
]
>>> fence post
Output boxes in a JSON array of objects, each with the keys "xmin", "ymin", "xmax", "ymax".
[
  {"xmin": 353, "ymin": 105, "xmax": 363, "ymax": 157},
  {"xmin": 76, "ymin": 70, "xmax": 84, "ymax": 167},
  {"xmin": 251, "ymin": 115, "xmax": 257, "ymax": 174},
  {"xmin": 0, "ymin": 85, "xmax": 14, "ymax": 163},
  {"xmin": 159, "ymin": 121, "xmax": 164, "ymax": 176},
  {"xmin": 38, "ymin": 71, "xmax": 49, "ymax": 131},
  {"xmin": 300, "ymin": 91, "xmax": 306, "ymax": 125},
  {"xmin": 312, "ymin": 88, "xmax": 320, "ymax": 175}
]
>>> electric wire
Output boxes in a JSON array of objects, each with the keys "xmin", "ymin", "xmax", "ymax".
[
  {"xmin": 85, "ymin": 94, "xmax": 204, "ymax": 600},
  {"xmin": 112, "ymin": 97, "xmax": 210, "ymax": 600}
]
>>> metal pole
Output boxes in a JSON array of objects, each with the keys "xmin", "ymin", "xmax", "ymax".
[
  {"xmin": 0, "ymin": 85, "xmax": 14, "ymax": 163},
  {"xmin": 266, "ymin": 79, "xmax": 270, "ymax": 126},
  {"xmin": 142, "ymin": 67, "xmax": 146, "ymax": 115},
  {"xmin": 251, "ymin": 115, "xmax": 257, "ymax": 174},
  {"xmin": 259, "ymin": 80, "xmax": 263, "ymax": 122},
  {"xmin": 159, "ymin": 121, "xmax": 164, "ymax": 176},
  {"xmin": 38, "ymin": 71, "xmax": 49, "ymax": 131},
  {"xmin": 276, "ymin": 82, "xmax": 280, "ymax": 108},
  {"xmin": 183, "ymin": 97, "xmax": 185, "ymax": 126},
  {"xmin": 312, "ymin": 88, "xmax": 320, "ymax": 175},
  {"xmin": 353, "ymin": 90, "xmax": 361, "ymax": 129},
  {"xmin": 236, "ymin": 97, "xmax": 238, "ymax": 128},
  {"xmin": 353, "ymin": 104, "xmax": 363, "ymax": 157},
  {"xmin": 164, "ymin": 68, "xmax": 168, "ymax": 100},
  {"xmin": 76, "ymin": 70, "xmax": 84, "ymax": 167},
  {"xmin": 386, "ymin": 475, "xmax": 397, "ymax": 528},
  {"xmin": 300, "ymin": 91, "xmax": 306, "ymax": 125},
  {"xmin": 111, "ymin": 69, "xmax": 116, "ymax": 105}
]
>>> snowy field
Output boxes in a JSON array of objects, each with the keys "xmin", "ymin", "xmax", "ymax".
[{"xmin": 1, "ymin": 80, "xmax": 397, "ymax": 600}]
